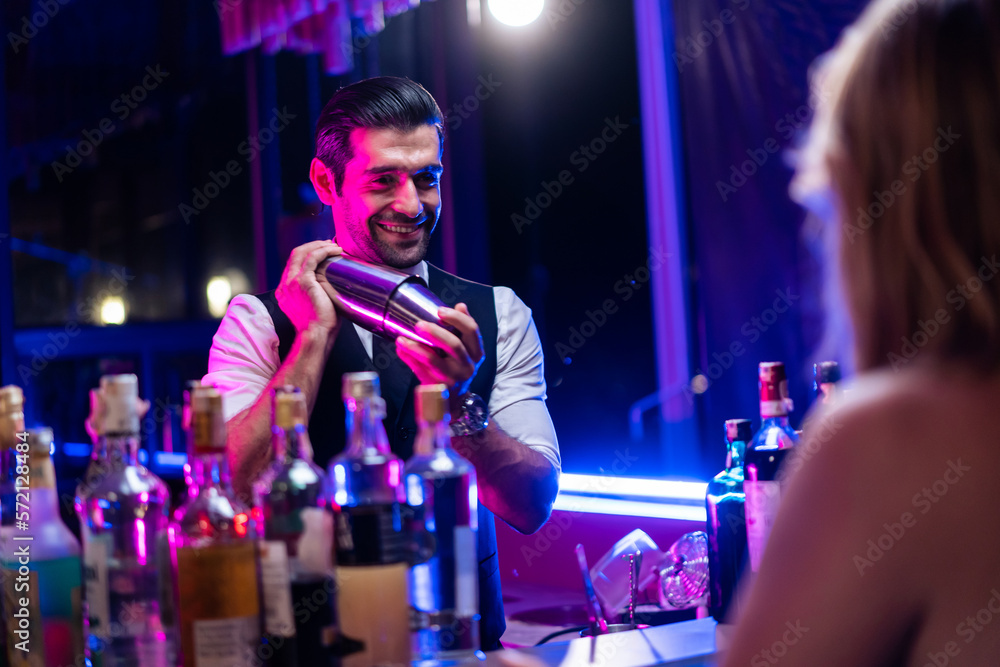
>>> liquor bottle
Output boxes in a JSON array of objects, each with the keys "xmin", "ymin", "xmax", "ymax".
[
  {"xmin": 328, "ymin": 372, "xmax": 410, "ymax": 667},
  {"xmin": 171, "ymin": 385, "xmax": 262, "ymax": 667},
  {"xmin": 0, "ymin": 385, "xmax": 22, "ymax": 667},
  {"xmin": 813, "ymin": 361, "xmax": 841, "ymax": 406},
  {"xmin": 705, "ymin": 419, "xmax": 750, "ymax": 623},
  {"xmin": 80, "ymin": 374, "xmax": 172, "ymax": 666},
  {"xmin": 405, "ymin": 384, "xmax": 480, "ymax": 661},
  {"xmin": 1, "ymin": 397, "xmax": 85, "ymax": 665},
  {"xmin": 254, "ymin": 386, "xmax": 337, "ymax": 665},
  {"xmin": 744, "ymin": 362, "xmax": 799, "ymax": 574}
]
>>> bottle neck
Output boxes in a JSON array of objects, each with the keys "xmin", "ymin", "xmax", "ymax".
[
  {"xmin": 191, "ymin": 451, "xmax": 232, "ymax": 493},
  {"xmin": 91, "ymin": 435, "xmax": 109, "ymax": 463},
  {"xmin": 760, "ymin": 414, "xmax": 790, "ymax": 429},
  {"xmin": 272, "ymin": 424, "xmax": 314, "ymax": 463},
  {"xmin": 817, "ymin": 383, "xmax": 838, "ymax": 406},
  {"xmin": 345, "ymin": 397, "xmax": 390, "ymax": 456},
  {"xmin": 727, "ymin": 439, "xmax": 746, "ymax": 470},
  {"xmin": 28, "ymin": 453, "xmax": 61, "ymax": 519},
  {"xmin": 414, "ymin": 418, "xmax": 451, "ymax": 457},
  {"xmin": 106, "ymin": 433, "xmax": 140, "ymax": 467}
]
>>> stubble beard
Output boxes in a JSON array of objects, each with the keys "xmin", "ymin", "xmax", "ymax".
[{"xmin": 342, "ymin": 211, "xmax": 434, "ymax": 269}]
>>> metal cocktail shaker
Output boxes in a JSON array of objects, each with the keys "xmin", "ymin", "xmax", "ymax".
[{"xmin": 320, "ymin": 256, "xmax": 459, "ymax": 351}]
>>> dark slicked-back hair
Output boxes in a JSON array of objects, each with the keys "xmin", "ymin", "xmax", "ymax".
[{"xmin": 315, "ymin": 76, "xmax": 444, "ymax": 195}]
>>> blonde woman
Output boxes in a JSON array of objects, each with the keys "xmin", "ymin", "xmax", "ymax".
[{"xmin": 723, "ymin": 0, "xmax": 1000, "ymax": 664}]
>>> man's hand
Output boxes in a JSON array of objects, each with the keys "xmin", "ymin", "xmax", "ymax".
[
  {"xmin": 395, "ymin": 303, "xmax": 484, "ymax": 401},
  {"xmin": 275, "ymin": 240, "xmax": 342, "ymax": 338}
]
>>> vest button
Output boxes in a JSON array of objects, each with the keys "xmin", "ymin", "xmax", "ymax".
[{"xmin": 398, "ymin": 427, "xmax": 410, "ymax": 440}]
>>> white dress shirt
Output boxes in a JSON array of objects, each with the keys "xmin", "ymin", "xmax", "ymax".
[{"xmin": 202, "ymin": 261, "xmax": 561, "ymax": 471}]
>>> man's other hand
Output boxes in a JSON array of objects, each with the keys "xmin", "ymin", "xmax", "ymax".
[
  {"xmin": 396, "ymin": 303, "xmax": 485, "ymax": 401},
  {"xmin": 275, "ymin": 240, "xmax": 342, "ymax": 337}
]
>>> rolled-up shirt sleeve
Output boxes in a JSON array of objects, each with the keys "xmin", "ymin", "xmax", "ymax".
[
  {"xmin": 489, "ymin": 287, "xmax": 561, "ymax": 473},
  {"xmin": 202, "ymin": 294, "xmax": 280, "ymax": 421}
]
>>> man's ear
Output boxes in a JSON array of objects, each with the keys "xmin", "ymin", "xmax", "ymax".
[{"xmin": 310, "ymin": 158, "xmax": 337, "ymax": 206}]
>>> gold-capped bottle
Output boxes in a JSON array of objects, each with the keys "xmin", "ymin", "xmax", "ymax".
[
  {"xmin": 254, "ymin": 386, "xmax": 336, "ymax": 665},
  {"xmin": 328, "ymin": 372, "xmax": 410, "ymax": 667},
  {"xmin": 171, "ymin": 386, "xmax": 262, "ymax": 666},
  {"xmin": 405, "ymin": 385, "xmax": 480, "ymax": 660}
]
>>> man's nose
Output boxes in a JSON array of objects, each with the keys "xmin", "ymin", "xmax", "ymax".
[{"xmin": 392, "ymin": 178, "xmax": 422, "ymax": 218}]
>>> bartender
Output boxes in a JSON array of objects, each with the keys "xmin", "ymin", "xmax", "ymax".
[{"xmin": 202, "ymin": 76, "xmax": 561, "ymax": 650}]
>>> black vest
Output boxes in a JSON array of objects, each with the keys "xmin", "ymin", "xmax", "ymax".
[{"xmin": 255, "ymin": 264, "xmax": 505, "ymax": 650}]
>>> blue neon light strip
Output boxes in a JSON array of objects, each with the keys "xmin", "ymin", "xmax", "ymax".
[{"xmin": 553, "ymin": 494, "xmax": 706, "ymax": 522}]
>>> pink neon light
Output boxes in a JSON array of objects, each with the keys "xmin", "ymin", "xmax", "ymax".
[{"xmin": 135, "ymin": 519, "xmax": 147, "ymax": 565}]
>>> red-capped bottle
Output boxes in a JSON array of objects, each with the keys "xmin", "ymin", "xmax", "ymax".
[{"xmin": 744, "ymin": 362, "xmax": 799, "ymax": 574}]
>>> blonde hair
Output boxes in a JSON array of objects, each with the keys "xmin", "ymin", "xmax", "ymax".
[{"xmin": 796, "ymin": 0, "xmax": 1000, "ymax": 372}]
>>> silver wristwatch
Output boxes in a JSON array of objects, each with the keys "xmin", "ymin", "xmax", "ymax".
[{"xmin": 449, "ymin": 392, "xmax": 489, "ymax": 437}]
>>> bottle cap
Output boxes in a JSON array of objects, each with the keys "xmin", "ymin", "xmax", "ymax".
[
  {"xmin": 415, "ymin": 384, "xmax": 449, "ymax": 423},
  {"xmin": 100, "ymin": 374, "xmax": 141, "ymax": 434},
  {"xmin": 183, "ymin": 380, "xmax": 207, "ymax": 432},
  {"xmin": 724, "ymin": 419, "xmax": 752, "ymax": 443},
  {"xmin": 191, "ymin": 387, "xmax": 226, "ymax": 454},
  {"xmin": 0, "ymin": 386, "xmax": 25, "ymax": 439},
  {"xmin": 0, "ymin": 385, "xmax": 24, "ymax": 415},
  {"xmin": 758, "ymin": 362, "xmax": 792, "ymax": 417},
  {"xmin": 27, "ymin": 427, "xmax": 54, "ymax": 456},
  {"xmin": 813, "ymin": 361, "xmax": 841, "ymax": 385},
  {"xmin": 273, "ymin": 386, "xmax": 307, "ymax": 430},
  {"xmin": 342, "ymin": 372, "xmax": 380, "ymax": 400}
]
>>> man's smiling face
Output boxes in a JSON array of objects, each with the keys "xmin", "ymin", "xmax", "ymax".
[{"xmin": 328, "ymin": 124, "xmax": 442, "ymax": 268}]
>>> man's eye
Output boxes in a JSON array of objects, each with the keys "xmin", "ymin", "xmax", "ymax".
[{"xmin": 417, "ymin": 175, "xmax": 440, "ymax": 187}]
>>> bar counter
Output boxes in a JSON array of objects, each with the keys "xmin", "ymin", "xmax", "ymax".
[{"xmin": 437, "ymin": 619, "xmax": 719, "ymax": 667}]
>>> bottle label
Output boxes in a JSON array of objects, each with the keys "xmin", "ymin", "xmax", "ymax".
[
  {"xmin": 3, "ymin": 566, "xmax": 44, "ymax": 667},
  {"xmin": 83, "ymin": 531, "xmax": 112, "ymax": 640},
  {"xmin": 176, "ymin": 541, "xmax": 261, "ymax": 665},
  {"xmin": 192, "ymin": 616, "xmax": 260, "ymax": 667},
  {"xmin": 336, "ymin": 562, "xmax": 410, "ymax": 666},
  {"xmin": 745, "ymin": 480, "xmax": 782, "ymax": 572},
  {"xmin": 296, "ymin": 507, "xmax": 334, "ymax": 574},
  {"xmin": 759, "ymin": 399, "xmax": 789, "ymax": 418},
  {"xmin": 2, "ymin": 555, "xmax": 83, "ymax": 667},
  {"xmin": 260, "ymin": 540, "xmax": 295, "ymax": 637},
  {"xmin": 454, "ymin": 526, "xmax": 477, "ymax": 618},
  {"xmin": 335, "ymin": 503, "xmax": 408, "ymax": 565}
]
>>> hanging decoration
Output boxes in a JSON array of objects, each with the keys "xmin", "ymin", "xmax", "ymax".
[{"xmin": 219, "ymin": 0, "xmax": 427, "ymax": 74}]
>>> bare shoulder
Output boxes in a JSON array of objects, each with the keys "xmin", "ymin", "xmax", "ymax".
[
  {"xmin": 799, "ymin": 366, "xmax": 1000, "ymax": 472},
  {"xmin": 723, "ymin": 366, "xmax": 1000, "ymax": 666}
]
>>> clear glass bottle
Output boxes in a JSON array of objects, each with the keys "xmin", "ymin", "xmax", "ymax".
[
  {"xmin": 1, "ymin": 390, "xmax": 85, "ymax": 666},
  {"xmin": 328, "ymin": 372, "xmax": 410, "ymax": 667},
  {"xmin": 254, "ymin": 386, "xmax": 337, "ymax": 665},
  {"xmin": 405, "ymin": 384, "xmax": 480, "ymax": 662},
  {"xmin": 744, "ymin": 362, "xmax": 799, "ymax": 574},
  {"xmin": 706, "ymin": 419, "xmax": 750, "ymax": 623},
  {"xmin": 80, "ymin": 374, "xmax": 173, "ymax": 666},
  {"xmin": 170, "ymin": 386, "xmax": 262, "ymax": 667}
]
